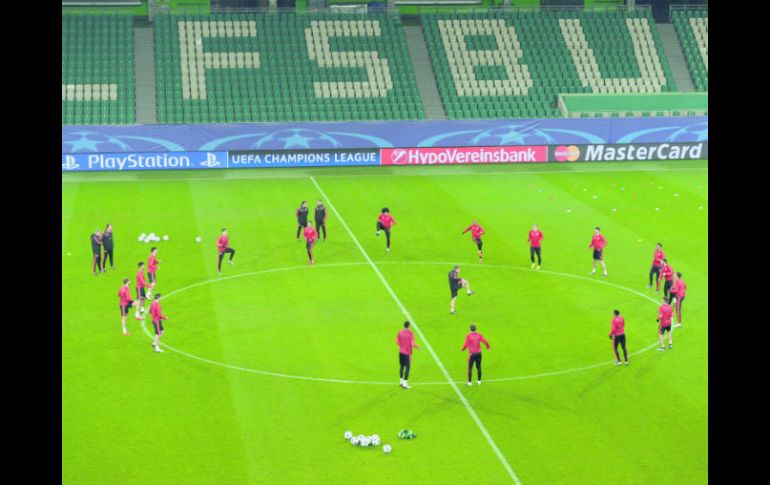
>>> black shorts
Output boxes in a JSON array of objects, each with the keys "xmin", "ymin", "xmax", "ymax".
[
  {"xmin": 152, "ymin": 320, "xmax": 164, "ymax": 336},
  {"xmin": 659, "ymin": 325, "xmax": 671, "ymax": 335},
  {"xmin": 136, "ymin": 287, "xmax": 146, "ymax": 299},
  {"xmin": 120, "ymin": 301, "xmax": 133, "ymax": 316},
  {"xmin": 148, "ymin": 272, "xmax": 156, "ymax": 284},
  {"xmin": 474, "ymin": 238, "xmax": 483, "ymax": 250},
  {"xmin": 399, "ymin": 353, "xmax": 411, "ymax": 366},
  {"xmin": 650, "ymin": 265, "xmax": 661, "ymax": 275},
  {"xmin": 593, "ymin": 249, "xmax": 603, "ymax": 260},
  {"xmin": 468, "ymin": 352, "xmax": 482, "ymax": 366},
  {"xmin": 450, "ymin": 282, "xmax": 461, "ymax": 298},
  {"xmin": 613, "ymin": 334, "xmax": 626, "ymax": 346},
  {"xmin": 664, "ymin": 280, "xmax": 673, "ymax": 292}
]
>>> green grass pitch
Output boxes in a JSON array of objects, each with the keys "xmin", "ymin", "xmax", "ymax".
[{"xmin": 62, "ymin": 160, "xmax": 707, "ymax": 485}]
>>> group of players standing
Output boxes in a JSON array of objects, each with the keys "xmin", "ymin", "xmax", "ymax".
[{"xmin": 90, "ymin": 202, "xmax": 688, "ymax": 367}]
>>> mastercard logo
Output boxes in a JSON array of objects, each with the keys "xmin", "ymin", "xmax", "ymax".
[{"xmin": 554, "ymin": 145, "xmax": 581, "ymax": 162}]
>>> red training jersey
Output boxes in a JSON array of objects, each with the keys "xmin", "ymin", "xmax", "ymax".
[
  {"xmin": 661, "ymin": 264, "xmax": 674, "ymax": 281},
  {"xmin": 658, "ymin": 303, "xmax": 673, "ymax": 327},
  {"xmin": 672, "ymin": 279, "xmax": 686, "ymax": 298},
  {"xmin": 378, "ymin": 213, "xmax": 395, "ymax": 229},
  {"xmin": 652, "ymin": 249, "xmax": 665, "ymax": 267},
  {"xmin": 217, "ymin": 235, "xmax": 229, "ymax": 253},
  {"xmin": 462, "ymin": 333, "xmax": 490, "ymax": 354},
  {"xmin": 590, "ymin": 234, "xmax": 607, "ymax": 250},
  {"xmin": 148, "ymin": 254, "xmax": 158, "ymax": 273},
  {"xmin": 304, "ymin": 226, "xmax": 318, "ymax": 243},
  {"xmin": 528, "ymin": 230, "xmax": 543, "ymax": 248},
  {"xmin": 118, "ymin": 286, "xmax": 131, "ymax": 306},
  {"xmin": 149, "ymin": 301, "xmax": 168, "ymax": 322},
  {"xmin": 397, "ymin": 329, "xmax": 415, "ymax": 355},
  {"xmin": 464, "ymin": 224, "xmax": 485, "ymax": 240},
  {"xmin": 609, "ymin": 316, "xmax": 625, "ymax": 336},
  {"xmin": 136, "ymin": 269, "xmax": 149, "ymax": 289}
]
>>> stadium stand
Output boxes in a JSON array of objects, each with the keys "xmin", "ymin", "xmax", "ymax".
[
  {"xmin": 421, "ymin": 9, "xmax": 676, "ymax": 119},
  {"xmin": 62, "ymin": 15, "xmax": 136, "ymax": 125},
  {"xmin": 671, "ymin": 8, "xmax": 707, "ymax": 92},
  {"xmin": 154, "ymin": 12, "xmax": 424, "ymax": 123}
]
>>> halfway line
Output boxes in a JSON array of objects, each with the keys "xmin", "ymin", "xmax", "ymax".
[{"xmin": 310, "ymin": 176, "xmax": 523, "ymax": 485}]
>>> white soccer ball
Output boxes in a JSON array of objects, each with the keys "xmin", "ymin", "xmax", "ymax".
[
  {"xmin": 371, "ymin": 435, "xmax": 381, "ymax": 446},
  {"xmin": 361, "ymin": 437, "xmax": 371, "ymax": 447},
  {"xmin": 163, "ymin": 235, "xmax": 169, "ymax": 241},
  {"xmin": 195, "ymin": 236, "xmax": 202, "ymax": 243},
  {"xmin": 138, "ymin": 233, "xmax": 146, "ymax": 242},
  {"xmin": 382, "ymin": 444, "xmax": 392, "ymax": 454},
  {"xmin": 344, "ymin": 431, "xmax": 353, "ymax": 440},
  {"xmin": 350, "ymin": 436, "xmax": 360, "ymax": 446},
  {"xmin": 143, "ymin": 237, "xmax": 150, "ymax": 244}
]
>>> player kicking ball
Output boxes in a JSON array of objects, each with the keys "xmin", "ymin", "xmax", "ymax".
[
  {"xmin": 448, "ymin": 265, "xmax": 473, "ymax": 314},
  {"xmin": 303, "ymin": 221, "xmax": 318, "ymax": 265},
  {"xmin": 462, "ymin": 220, "xmax": 485, "ymax": 262},
  {"xmin": 589, "ymin": 226, "xmax": 608, "ymax": 277},
  {"xmin": 657, "ymin": 296, "xmax": 673, "ymax": 351},
  {"xmin": 117, "ymin": 278, "xmax": 133, "ymax": 336},
  {"xmin": 376, "ymin": 208, "xmax": 396, "ymax": 253},
  {"xmin": 149, "ymin": 293, "xmax": 168, "ymax": 353}
]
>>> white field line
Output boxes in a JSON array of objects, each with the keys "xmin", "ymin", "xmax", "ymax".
[
  {"xmin": 310, "ymin": 176, "xmax": 523, "ymax": 485},
  {"xmin": 62, "ymin": 166, "xmax": 708, "ymax": 183}
]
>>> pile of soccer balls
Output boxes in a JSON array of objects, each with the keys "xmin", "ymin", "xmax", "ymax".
[
  {"xmin": 344, "ymin": 431, "xmax": 390, "ymax": 454},
  {"xmin": 137, "ymin": 232, "xmax": 169, "ymax": 244}
]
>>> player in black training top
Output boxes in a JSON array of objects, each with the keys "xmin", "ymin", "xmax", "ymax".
[
  {"xmin": 91, "ymin": 229, "xmax": 103, "ymax": 275},
  {"xmin": 101, "ymin": 223, "xmax": 115, "ymax": 271},
  {"xmin": 448, "ymin": 265, "xmax": 473, "ymax": 314},
  {"xmin": 315, "ymin": 200, "xmax": 327, "ymax": 242},
  {"xmin": 296, "ymin": 201, "xmax": 309, "ymax": 240}
]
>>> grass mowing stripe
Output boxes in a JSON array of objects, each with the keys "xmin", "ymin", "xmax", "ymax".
[{"xmin": 310, "ymin": 176, "xmax": 524, "ymax": 485}]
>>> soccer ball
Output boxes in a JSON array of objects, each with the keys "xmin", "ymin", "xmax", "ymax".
[
  {"xmin": 360, "ymin": 437, "xmax": 371, "ymax": 447},
  {"xmin": 350, "ymin": 436, "xmax": 360, "ymax": 446},
  {"xmin": 195, "ymin": 236, "xmax": 202, "ymax": 243},
  {"xmin": 143, "ymin": 237, "xmax": 150, "ymax": 244},
  {"xmin": 138, "ymin": 233, "xmax": 146, "ymax": 242},
  {"xmin": 383, "ymin": 444, "xmax": 392, "ymax": 454},
  {"xmin": 344, "ymin": 431, "xmax": 353, "ymax": 440},
  {"xmin": 371, "ymin": 435, "xmax": 381, "ymax": 446},
  {"xmin": 163, "ymin": 235, "xmax": 169, "ymax": 241}
]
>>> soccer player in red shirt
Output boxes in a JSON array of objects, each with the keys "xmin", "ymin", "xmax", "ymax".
[
  {"xmin": 147, "ymin": 247, "xmax": 159, "ymax": 297},
  {"xmin": 462, "ymin": 324, "xmax": 490, "ymax": 385},
  {"xmin": 528, "ymin": 224, "xmax": 543, "ymax": 269},
  {"xmin": 609, "ymin": 309, "xmax": 628, "ymax": 366},
  {"xmin": 217, "ymin": 228, "xmax": 236, "ymax": 274},
  {"xmin": 671, "ymin": 272, "xmax": 686, "ymax": 327},
  {"xmin": 449, "ymin": 265, "xmax": 473, "ymax": 314},
  {"xmin": 397, "ymin": 321, "xmax": 420, "ymax": 389},
  {"xmin": 135, "ymin": 261, "xmax": 150, "ymax": 320},
  {"xmin": 648, "ymin": 243, "xmax": 665, "ymax": 291},
  {"xmin": 117, "ymin": 278, "xmax": 133, "ymax": 336},
  {"xmin": 149, "ymin": 293, "xmax": 169, "ymax": 353},
  {"xmin": 589, "ymin": 227, "xmax": 608, "ymax": 277},
  {"xmin": 376, "ymin": 208, "xmax": 396, "ymax": 253},
  {"xmin": 657, "ymin": 296, "xmax": 674, "ymax": 351},
  {"xmin": 462, "ymin": 220, "xmax": 486, "ymax": 262},
  {"xmin": 303, "ymin": 222, "xmax": 318, "ymax": 265},
  {"xmin": 660, "ymin": 259, "xmax": 675, "ymax": 300}
]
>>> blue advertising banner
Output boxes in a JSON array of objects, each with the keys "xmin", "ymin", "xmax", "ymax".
[
  {"xmin": 62, "ymin": 118, "xmax": 708, "ymax": 154},
  {"xmin": 61, "ymin": 151, "xmax": 227, "ymax": 172},
  {"xmin": 228, "ymin": 149, "xmax": 380, "ymax": 168}
]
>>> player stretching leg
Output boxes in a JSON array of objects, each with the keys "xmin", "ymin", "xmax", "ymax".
[
  {"xmin": 117, "ymin": 278, "xmax": 133, "ymax": 336},
  {"xmin": 462, "ymin": 220, "xmax": 486, "ymax": 262},
  {"xmin": 462, "ymin": 324, "xmax": 490, "ymax": 385},
  {"xmin": 609, "ymin": 309, "xmax": 628, "ymax": 366},
  {"xmin": 648, "ymin": 243, "xmax": 665, "ymax": 290},
  {"xmin": 396, "ymin": 321, "xmax": 420, "ymax": 389},
  {"xmin": 528, "ymin": 224, "xmax": 543, "ymax": 269},
  {"xmin": 303, "ymin": 222, "xmax": 318, "ymax": 265},
  {"xmin": 376, "ymin": 208, "xmax": 396, "ymax": 253},
  {"xmin": 671, "ymin": 272, "xmax": 686, "ymax": 328},
  {"xmin": 448, "ymin": 265, "xmax": 473, "ymax": 314},
  {"xmin": 217, "ymin": 228, "xmax": 236, "ymax": 274},
  {"xmin": 589, "ymin": 227, "xmax": 608, "ymax": 277},
  {"xmin": 149, "ymin": 293, "xmax": 169, "ymax": 353},
  {"xmin": 657, "ymin": 296, "xmax": 673, "ymax": 350}
]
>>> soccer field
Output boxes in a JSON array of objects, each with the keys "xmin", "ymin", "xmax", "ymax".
[{"xmin": 62, "ymin": 160, "xmax": 708, "ymax": 485}]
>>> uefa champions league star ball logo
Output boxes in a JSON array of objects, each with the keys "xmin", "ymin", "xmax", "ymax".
[
  {"xmin": 61, "ymin": 131, "xmax": 132, "ymax": 153},
  {"xmin": 666, "ymin": 122, "xmax": 708, "ymax": 142},
  {"xmin": 253, "ymin": 129, "xmax": 342, "ymax": 150},
  {"xmin": 469, "ymin": 125, "xmax": 558, "ymax": 146}
]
